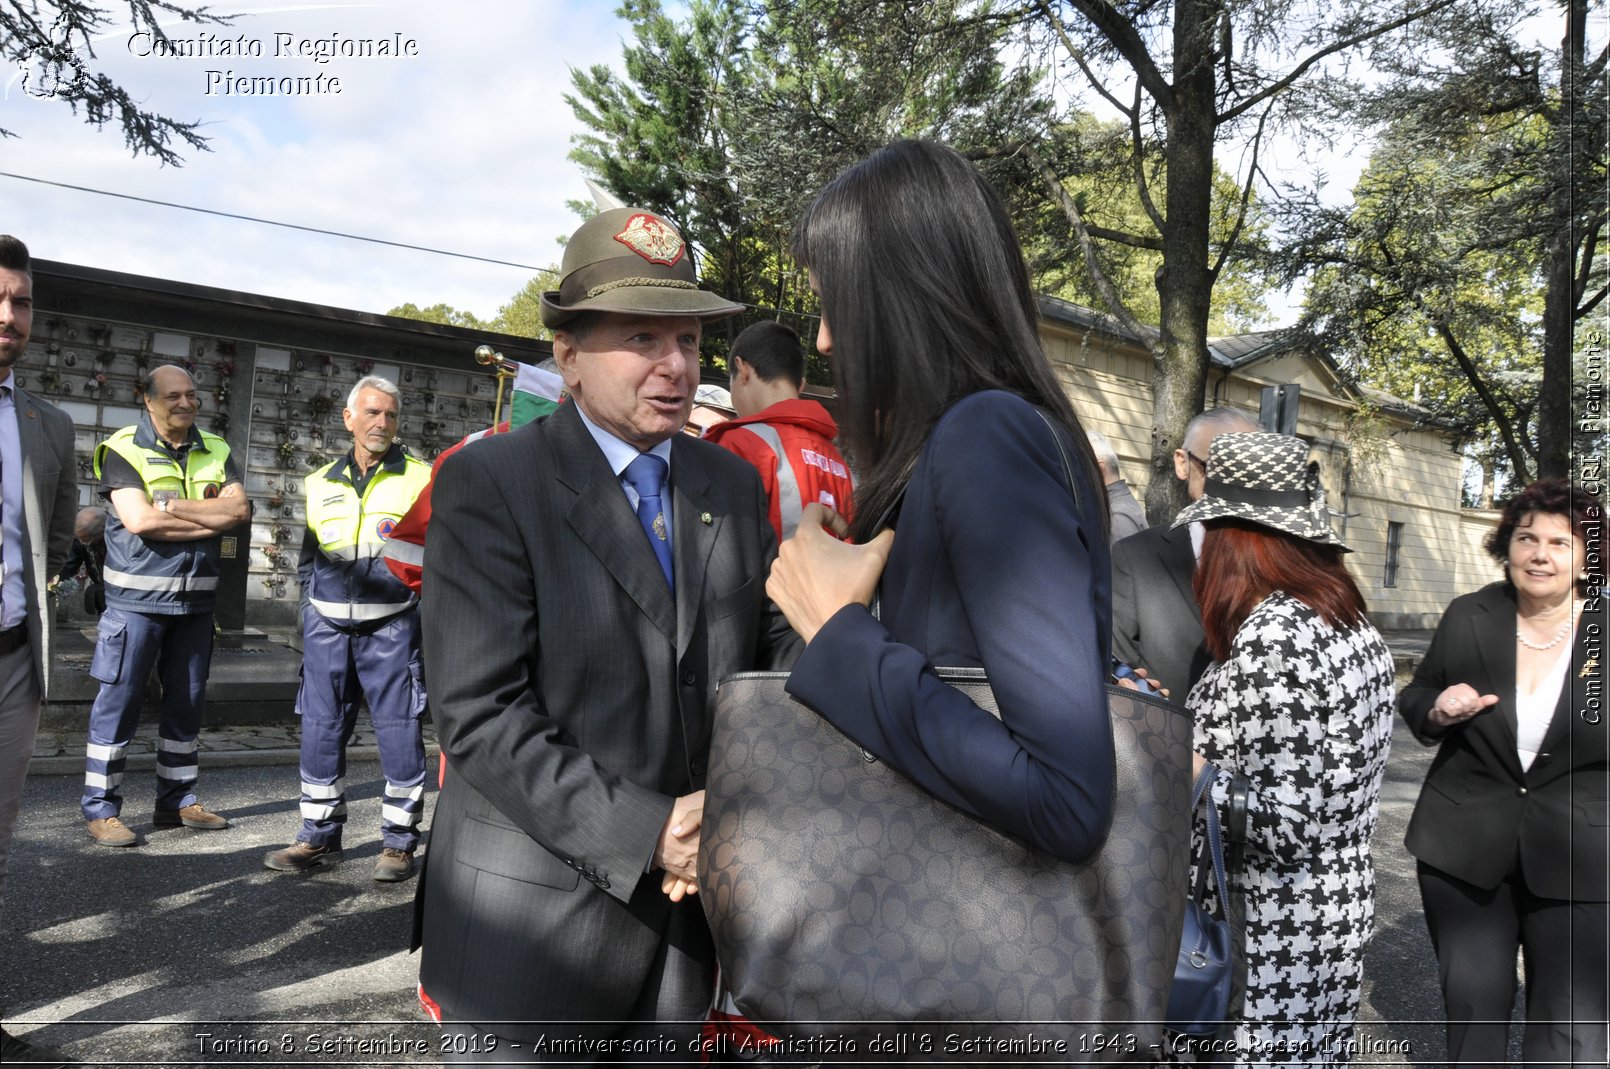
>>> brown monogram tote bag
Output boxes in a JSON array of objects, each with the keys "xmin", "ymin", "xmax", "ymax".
[{"xmin": 699, "ymin": 670, "xmax": 1192, "ymax": 1063}]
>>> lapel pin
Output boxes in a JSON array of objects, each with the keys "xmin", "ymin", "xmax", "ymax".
[{"xmin": 700, "ymin": 512, "xmax": 712, "ymax": 525}]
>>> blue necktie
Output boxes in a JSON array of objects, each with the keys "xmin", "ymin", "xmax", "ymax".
[{"xmin": 622, "ymin": 453, "xmax": 673, "ymax": 591}]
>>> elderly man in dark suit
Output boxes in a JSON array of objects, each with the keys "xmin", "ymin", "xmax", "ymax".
[
  {"xmin": 1109, "ymin": 406, "xmax": 1257, "ymax": 702},
  {"xmin": 416, "ymin": 207, "xmax": 799, "ymax": 1062},
  {"xmin": 0, "ymin": 236, "xmax": 77, "ymax": 1067}
]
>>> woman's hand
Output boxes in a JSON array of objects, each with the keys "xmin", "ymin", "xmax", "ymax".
[
  {"xmin": 1426, "ymin": 683, "xmax": 1500, "ymax": 729},
  {"xmin": 766, "ymin": 503, "xmax": 894, "ymax": 644}
]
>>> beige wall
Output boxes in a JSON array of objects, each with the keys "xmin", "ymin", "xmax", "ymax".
[{"xmin": 1040, "ymin": 318, "xmax": 1474, "ymax": 628}]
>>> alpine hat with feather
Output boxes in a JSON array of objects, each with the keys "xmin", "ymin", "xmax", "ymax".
[{"xmin": 540, "ymin": 207, "xmax": 744, "ymax": 328}]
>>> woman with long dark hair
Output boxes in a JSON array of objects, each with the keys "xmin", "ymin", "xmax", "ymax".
[
  {"xmin": 1399, "ymin": 477, "xmax": 1606, "ymax": 1065},
  {"xmin": 765, "ymin": 138, "xmax": 1116, "ymax": 864},
  {"xmin": 1176, "ymin": 431, "xmax": 1395, "ymax": 1066}
]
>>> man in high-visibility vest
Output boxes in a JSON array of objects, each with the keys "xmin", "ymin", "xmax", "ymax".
[
  {"xmin": 82, "ymin": 365, "xmax": 250, "ymax": 847},
  {"xmin": 704, "ymin": 319, "xmax": 855, "ymax": 541},
  {"xmin": 265, "ymin": 376, "xmax": 431, "ymax": 881}
]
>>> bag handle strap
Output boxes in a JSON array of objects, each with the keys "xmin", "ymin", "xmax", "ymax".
[
  {"xmin": 1191, "ymin": 763, "xmax": 1237, "ymax": 926},
  {"xmin": 1033, "ymin": 408, "xmax": 1083, "ymax": 514}
]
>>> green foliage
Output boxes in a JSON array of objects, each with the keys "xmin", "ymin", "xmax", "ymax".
[
  {"xmin": 385, "ymin": 302, "xmax": 492, "ymax": 331},
  {"xmin": 490, "ymin": 270, "xmax": 561, "ymax": 341},
  {"xmin": 1024, "ymin": 118, "xmax": 1276, "ymax": 334},
  {"xmin": 1295, "ymin": 0, "xmax": 1607, "ymax": 488},
  {"xmin": 386, "ymin": 266, "xmax": 561, "ymax": 342},
  {"xmin": 565, "ymin": 0, "xmax": 1060, "ymax": 381}
]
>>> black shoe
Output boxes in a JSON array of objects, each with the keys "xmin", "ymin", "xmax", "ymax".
[{"xmin": 1, "ymin": 1025, "xmax": 70, "ymax": 1067}]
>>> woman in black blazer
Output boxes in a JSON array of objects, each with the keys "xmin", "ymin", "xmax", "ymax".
[{"xmin": 1399, "ymin": 477, "xmax": 1607, "ymax": 1066}]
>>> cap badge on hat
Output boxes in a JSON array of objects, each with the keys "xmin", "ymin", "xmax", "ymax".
[{"xmin": 614, "ymin": 213, "xmax": 685, "ymax": 268}]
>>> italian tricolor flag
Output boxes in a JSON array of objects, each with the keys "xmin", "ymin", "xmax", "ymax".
[{"xmin": 510, "ymin": 362, "xmax": 564, "ymax": 426}]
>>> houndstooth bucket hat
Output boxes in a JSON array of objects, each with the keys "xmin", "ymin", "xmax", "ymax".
[{"xmin": 1172, "ymin": 431, "xmax": 1349, "ymax": 551}]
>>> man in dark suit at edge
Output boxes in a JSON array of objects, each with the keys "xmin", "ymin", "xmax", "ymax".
[
  {"xmin": 1110, "ymin": 406, "xmax": 1258, "ymax": 703},
  {"xmin": 415, "ymin": 207, "xmax": 799, "ymax": 1063},
  {"xmin": 0, "ymin": 236, "xmax": 78, "ymax": 1067}
]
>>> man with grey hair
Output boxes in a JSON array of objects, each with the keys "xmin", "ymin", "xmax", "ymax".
[
  {"xmin": 1086, "ymin": 429, "xmax": 1147, "ymax": 543},
  {"xmin": 1110, "ymin": 406, "xmax": 1259, "ymax": 702},
  {"xmin": 265, "ymin": 375, "xmax": 432, "ymax": 881}
]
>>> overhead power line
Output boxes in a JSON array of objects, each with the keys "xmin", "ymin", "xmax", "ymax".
[{"xmin": 0, "ymin": 170, "xmax": 547, "ymax": 272}]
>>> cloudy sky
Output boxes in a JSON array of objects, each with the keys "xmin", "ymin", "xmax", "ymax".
[
  {"xmin": 3, "ymin": 3, "xmax": 1575, "ymax": 332},
  {"xmin": 4, "ymin": 1, "xmax": 626, "ymax": 321}
]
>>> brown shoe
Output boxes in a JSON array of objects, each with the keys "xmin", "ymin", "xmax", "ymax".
[
  {"xmin": 263, "ymin": 842, "xmax": 342, "ymax": 872},
  {"xmin": 86, "ymin": 816, "xmax": 137, "ymax": 847},
  {"xmin": 373, "ymin": 847, "xmax": 416, "ymax": 882},
  {"xmin": 153, "ymin": 803, "xmax": 229, "ymax": 830}
]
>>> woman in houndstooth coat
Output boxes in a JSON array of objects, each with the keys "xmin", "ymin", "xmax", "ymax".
[{"xmin": 1175, "ymin": 432, "xmax": 1395, "ymax": 1067}]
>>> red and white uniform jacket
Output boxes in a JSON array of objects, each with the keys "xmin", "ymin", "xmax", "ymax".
[{"xmin": 703, "ymin": 398, "xmax": 855, "ymax": 541}]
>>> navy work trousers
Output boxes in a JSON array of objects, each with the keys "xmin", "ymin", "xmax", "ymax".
[
  {"xmin": 296, "ymin": 607, "xmax": 427, "ymax": 850},
  {"xmin": 82, "ymin": 607, "xmax": 214, "ymax": 820}
]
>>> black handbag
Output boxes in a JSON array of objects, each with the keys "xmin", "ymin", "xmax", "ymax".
[{"xmin": 1166, "ymin": 763, "xmax": 1239, "ymax": 1036}]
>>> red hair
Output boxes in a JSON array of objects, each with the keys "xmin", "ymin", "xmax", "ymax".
[{"xmin": 1194, "ymin": 520, "xmax": 1368, "ymax": 662}]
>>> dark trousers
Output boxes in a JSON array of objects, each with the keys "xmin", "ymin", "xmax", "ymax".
[
  {"xmin": 1419, "ymin": 860, "xmax": 1609, "ymax": 1066},
  {"xmin": 0, "ymin": 640, "xmax": 39, "ymax": 909},
  {"xmin": 82, "ymin": 607, "xmax": 214, "ymax": 819},
  {"xmin": 295, "ymin": 609, "xmax": 427, "ymax": 850}
]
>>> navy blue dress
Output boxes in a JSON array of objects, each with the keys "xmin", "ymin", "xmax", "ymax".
[{"xmin": 785, "ymin": 390, "xmax": 1114, "ymax": 862}]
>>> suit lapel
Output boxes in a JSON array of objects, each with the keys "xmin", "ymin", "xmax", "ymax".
[
  {"xmin": 670, "ymin": 439, "xmax": 721, "ymax": 659},
  {"xmin": 551, "ymin": 406, "xmax": 676, "ymax": 642},
  {"xmin": 13, "ymin": 389, "xmax": 45, "ymax": 598},
  {"xmin": 12, "ymin": 388, "xmax": 52, "ymax": 697},
  {"xmin": 1158, "ymin": 525, "xmax": 1198, "ymax": 618},
  {"xmin": 1469, "ymin": 590, "xmax": 1525, "ymax": 775},
  {"xmin": 1537, "ymin": 608, "xmax": 1592, "ymax": 760}
]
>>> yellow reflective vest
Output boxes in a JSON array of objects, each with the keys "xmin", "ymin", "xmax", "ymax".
[
  {"xmin": 299, "ymin": 446, "xmax": 430, "ymax": 627},
  {"xmin": 93, "ymin": 417, "xmax": 233, "ymax": 615}
]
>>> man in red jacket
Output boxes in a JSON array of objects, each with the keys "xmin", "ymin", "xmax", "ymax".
[{"xmin": 703, "ymin": 320, "xmax": 854, "ymax": 540}]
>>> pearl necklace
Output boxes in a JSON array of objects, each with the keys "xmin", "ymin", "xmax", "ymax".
[{"xmin": 1517, "ymin": 605, "xmax": 1576, "ymax": 651}]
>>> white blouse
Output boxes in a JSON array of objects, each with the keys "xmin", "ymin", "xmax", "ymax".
[{"xmin": 1516, "ymin": 641, "xmax": 1571, "ymax": 772}]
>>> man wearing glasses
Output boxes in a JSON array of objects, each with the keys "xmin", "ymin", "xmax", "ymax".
[{"xmin": 1109, "ymin": 406, "xmax": 1258, "ymax": 703}]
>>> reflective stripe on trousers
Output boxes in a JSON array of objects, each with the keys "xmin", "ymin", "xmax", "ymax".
[
  {"xmin": 295, "ymin": 609, "xmax": 427, "ymax": 850},
  {"xmin": 81, "ymin": 608, "xmax": 215, "ymax": 820}
]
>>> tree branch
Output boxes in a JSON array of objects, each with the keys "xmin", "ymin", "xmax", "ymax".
[
  {"xmin": 1089, "ymin": 224, "xmax": 1165, "ymax": 250},
  {"xmin": 1220, "ymin": 0, "xmax": 1461, "ymax": 122},
  {"xmin": 1574, "ymin": 212, "xmax": 1605, "ymax": 307},
  {"xmin": 1210, "ymin": 100, "xmax": 1272, "ymax": 281},
  {"xmin": 1580, "ymin": 284, "xmax": 1608, "ymax": 319},
  {"xmin": 1432, "ymin": 319, "xmax": 1534, "ymax": 483},
  {"xmin": 1034, "ymin": 0, "xmax": 1135, "ymax": 117},
  {"xmin": 1049, "ymin": 0, "xmax": 1174, "ymax": 110},
  {"xmin": 1024, "ymin": 145, "xmax": 1157, "ymax": 352},
  {"xmin": 1131, "ymin": 81, "xmax": 1166, "ymax": 232}
]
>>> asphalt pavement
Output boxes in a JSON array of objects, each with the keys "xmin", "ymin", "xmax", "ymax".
[
  {"xmin": 1, "ymin": 638, "xmax": 1524, "ymax": 1067},
  {"xmin": 2, "ymin": 759, "xmax": 439, "ymax": 1068}
]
